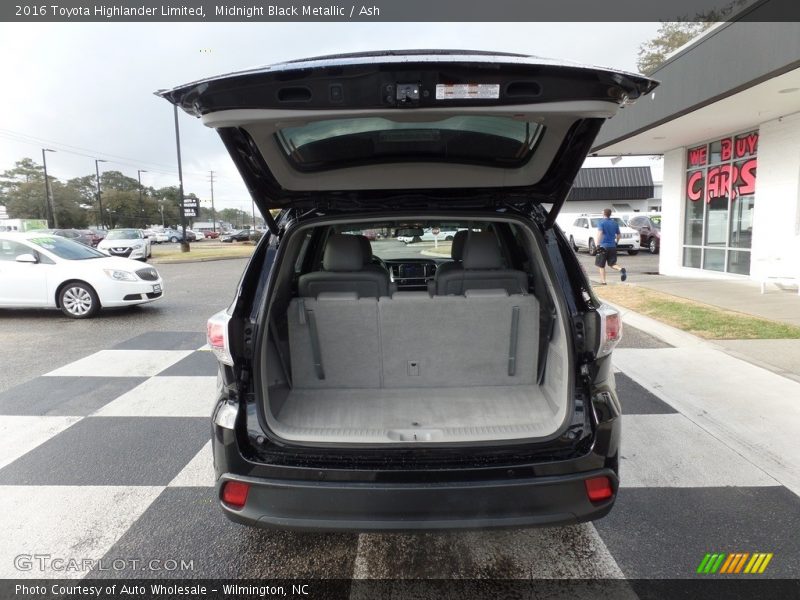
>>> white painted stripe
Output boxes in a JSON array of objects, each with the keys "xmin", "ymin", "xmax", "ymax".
[
  {"xmin": 168, "ymin": 441, "xmax": 215, "ymax": 487},
  {"xmin": 91, "ymin": 376, "xmax": 218, "ymax": 418},
  {"xmin": 614, "ymin": 347, "xmax": 800, "ymax": 496},
  {"xmin": 620, "ymin": 414, "xmax": 779, "ymax": 488},
  {"xmin": 44, "ymin": 350, "xmax": 192, "ymax": 377},
  {"xmin": 351, "ymin": 523, "xmax": 628, "ymax": 580},
  {"xmin": 0, "ymin": 416, "xmax": 81, "ymax": 470},
  {"xmin": 0, "ymin": 486, "xmax": 163, "ymax": 579},
  {"xmin": 197, "ymin": 344, "xmax": 211, "ymax": 352}
]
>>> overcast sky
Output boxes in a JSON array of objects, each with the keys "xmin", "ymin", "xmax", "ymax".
[{"xmin": 0, "ymin": 22, "xmax": 663, "ymax": 213}]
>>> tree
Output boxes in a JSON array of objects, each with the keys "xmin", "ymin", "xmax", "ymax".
[
  {"xmin": 219, "ymin": 208, "xmax": 250, "ymax": 229},
  {"xmin": 51, "ymin": 181, "xmax": 89, "ymax": 228},
  {"xmin": 100, "ymin": 170, "xmax": 140, "ymax": 193},
  {"xmin": 637, "ymin": 21, "xmax": 714, "ymax": 75},
  {"xmin": 636, "ymin": 1, "xmax": 749, "ymax": 74}
]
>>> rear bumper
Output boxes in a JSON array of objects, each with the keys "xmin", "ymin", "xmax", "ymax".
[{"xmin": 216, "ymin": 469, "xmax": 617, "ymax": 532}]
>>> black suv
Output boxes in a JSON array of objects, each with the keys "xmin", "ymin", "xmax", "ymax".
[{"xmin": 160, "ymin": 51, "xmax": 656, "ymax": 531}]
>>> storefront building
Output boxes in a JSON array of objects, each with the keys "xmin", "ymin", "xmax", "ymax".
[{"xmin": 592, "ymin": 7, "xmax": 800, "ymax": 281}]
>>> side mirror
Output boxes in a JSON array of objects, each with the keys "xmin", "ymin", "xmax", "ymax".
[{"xmin": 16, "ymin": 253, "xmax": 38, "ymax": 264}]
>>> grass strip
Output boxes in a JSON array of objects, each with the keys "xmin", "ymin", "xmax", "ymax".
[{"xmin": 598, "ymin": 285, "xmax": 800, "ymax": 340}]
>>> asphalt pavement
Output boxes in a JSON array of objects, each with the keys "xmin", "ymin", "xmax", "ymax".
[{"xmin": 0, "ymin": 258, "xmax": 249, "ymax": 394}]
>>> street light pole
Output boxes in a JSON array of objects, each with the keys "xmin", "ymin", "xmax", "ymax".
[
  {"xmin": 137, "ymin": 169, "xmax": 147, "ymax": 226},
  {"xmin": 94, "ymin": 159, "xmax": 108, "ymax": 228},
  {"xmin": 41, "ymin": 148, "xmax": 56, "ymax": 228},
  {"xmin": 209, "ymin": 170, "xmax": 216, "ymax": 232},
  {"xmin": 172, "ymin": 104, "xmax": 189, "ymax": 253}
]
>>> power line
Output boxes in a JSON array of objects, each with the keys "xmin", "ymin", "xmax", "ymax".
[{"xmin": 0, "ymin": 127, "xmax": 228, "ymax": 180}]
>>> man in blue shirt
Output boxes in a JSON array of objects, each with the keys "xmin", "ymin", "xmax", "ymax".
[{"xmin": 595, "ymin": 208, "xmax": 627, "ymax": 285}]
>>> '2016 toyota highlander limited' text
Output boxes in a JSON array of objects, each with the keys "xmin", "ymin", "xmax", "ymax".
[{"xmin": 159, "ymin": 50, "xmax": 657, "ymax": 530}]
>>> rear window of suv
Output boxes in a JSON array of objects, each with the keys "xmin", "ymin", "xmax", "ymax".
[{"xmin": 275, "ymin": 116, "xmax": 545, "ymax": 171}]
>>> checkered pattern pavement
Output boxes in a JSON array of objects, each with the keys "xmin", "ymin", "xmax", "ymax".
[{"xmin": 1, "ymin": 330, "xmax": 798, "ymax": 580}]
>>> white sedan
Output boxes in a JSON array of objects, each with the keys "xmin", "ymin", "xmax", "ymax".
[
  {"xmin": 0, "ymin": 232, "xmax": 164, "ymax": 318},
  {"xmin": 97, "ymin": 228, "xmax": 151, "ymax": 260}
]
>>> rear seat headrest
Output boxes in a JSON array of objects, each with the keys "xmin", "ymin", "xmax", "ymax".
[
  {"xmin": 451, "ymin": 230, "xmax": 468, "ymax": 261},
  {"xmin": 357, "ymin": 235, "xmax": 373, "ymax": 265},
  {"xmin": 462, "ymin": 232, "xmax": 503, "ymax": 270},
  {"xmin": 323, "ymin": 234, "xmax": 364, "ymax": 272}
]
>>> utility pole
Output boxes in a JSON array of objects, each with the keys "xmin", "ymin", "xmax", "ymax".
[
  {"xmin": 41, "ymin": 148, "xmax": 57, "ymax": 228},
  {"xmin": 173, "ymin": 105, "xmax": 189, "ymax": 253},
  {"xmin": 137, "ymin": 170, "xmax": 147, "ymax": 226},
  {"xmin": 94, "ymin": 159, "xmax": 108, "ymax": 228},
  {"xmin": 209, "ymin": 170, "xmax": 216, "ymax": 232}
]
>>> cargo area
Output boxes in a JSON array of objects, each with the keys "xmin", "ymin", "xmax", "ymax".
[{"xmin": 260, "ymin": 231, "xmax": 573, "ymax": 445}]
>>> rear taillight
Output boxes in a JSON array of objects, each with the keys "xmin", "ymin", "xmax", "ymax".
[
  {"xmin": 207, "ymin": 310, "xmax": 233, "ymax": 366},
  {"xmin": 597, "ymin": 304, "xmax": 623, "ymax": 358},
  {"xmin": 585, "ymin": 476, "xmax": 614, "ymax": 502},
  {"xmin": 221, "ymin": 481, "xmax": 250, "ymax": 509}
]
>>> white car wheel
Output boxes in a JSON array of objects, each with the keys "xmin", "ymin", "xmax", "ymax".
[{"xmin": 60, "ymin": 283, "xmax": 100, "ymax": 319}]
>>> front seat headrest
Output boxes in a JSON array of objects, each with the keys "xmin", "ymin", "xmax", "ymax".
[
  {"xmin": 323, "ymin": 234, "xmax": 364, "ymax": 272},
  {"xmin": 450, "ymin": 230, "xmax": 468, "ymax": 261},
  {"xmin": 462, "ymin": 232, "xmax": 503, "ymax": 270}
]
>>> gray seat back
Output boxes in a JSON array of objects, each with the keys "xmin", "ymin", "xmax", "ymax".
[
  {"xmin": 298, "ymin": 234, "xmax": 390, "ymax": 298},
  {"xmin": 435, "ymin": 231, "xmax": 528, "ymax": 295},
  {"xmin": 288, "ymin": 293, "xmax": 381, "ymax": 388},
  {"xmin": 432, "ymin": 229, "xmax": 468, "ymax": 286},
  {"xmin": 378, "ymin": 290, "xmax": 538, "ymax": 387}
]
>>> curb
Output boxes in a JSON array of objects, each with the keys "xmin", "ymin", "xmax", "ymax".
[{"xmin": 599, "ymin": 296, "xmax": 800, "ymax": 384}]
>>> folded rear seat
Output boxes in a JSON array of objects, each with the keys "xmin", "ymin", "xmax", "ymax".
[
  {"xmin": 378, "ymin": 289, "xmax": 539, "ymax": 388},
  {"xmin": 287, "ymin": 289, "xmax": 539, "ymax": 391},
  {"xmin": 287, "ymin": 292, "xmax": 381, "ymax": 389}
]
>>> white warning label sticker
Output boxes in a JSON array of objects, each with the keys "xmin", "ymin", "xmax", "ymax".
[{"xmin": 435, "ymin": 83, "xmax": 500, "ymax": 100}]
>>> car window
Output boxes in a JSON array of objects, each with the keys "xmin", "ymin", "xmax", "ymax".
[
  {"xmin": 337, "ymin": 223, "xmax": 485, "ymax": 261},
  {"xmin": 106, "ymin": 229, "xmax": 140, "ymax": 240},
  {"xmin": 27, "ymin": 236, "xmax": 106, "ymax": 260},
  {"xmin": 0, "ymin": 239, "xmax": 33, "ymax": 261},
  {"xmin": 275, "ymin": 116, "xmax": 545, "ymax": 171}
]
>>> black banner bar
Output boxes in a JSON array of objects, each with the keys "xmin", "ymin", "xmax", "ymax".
[
  {"xmin": 2, "ymin": 0, "xmax": 800, "ymax": 22},
  {"xmin": 4, "ymin": 579, "xmax": 800, "ymax": 600}
]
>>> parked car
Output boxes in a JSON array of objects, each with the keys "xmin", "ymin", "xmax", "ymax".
[
  {"xmin": 199, "ymin": 229, "xmax": 220, "ymax": 239},
  {"xmin": 32, "ymin": 228, "xmax": 97, "ymax": 247},
  {"xmin": 565, "ymin": 215, "xmax": 641, "ymax": 256},
  {"xmin": 96, "ymin": 228, "xmax": 152, "ymax": 261},
  {"xmin": 395, "ymin": 227, "xmax": 424, "ymax": 243},
  {"xmin": 160, "ymin": 50, "xmax": 656, "ymax": 531},
  {"xmin": 627, "ymin": 214, "xmax": 662, "ymax": 254},
  {"xmin": 156, "ymin": 228, "xmax": 196, "ymax": 243},
  {"xmin": 90, "ymin": 229, "xmax": 107, "ymax": 245},
  {"xmin": 0, "ymin": 232, "xmax": 163, "ymax": 318},
  {"xmin": 220, "ymin": 229, "xmax": 252, "ymax": 242},
  {"xmin": 186, "ymin": 228, "xmax": 205, "ymax": 241}
]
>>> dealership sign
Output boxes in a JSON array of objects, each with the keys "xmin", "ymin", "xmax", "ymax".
[{"xmin": 686, "ymin": 132, "xmax": 758, "ymax": 203}]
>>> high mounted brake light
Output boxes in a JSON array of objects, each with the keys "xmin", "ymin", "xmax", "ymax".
[
  {"xmin": 597, "ymin": 304, "xmax": 623, "ymax": 358},
  {"xmin": 207, "ymin": 310, "xmax": 233, "ymax": 366}
]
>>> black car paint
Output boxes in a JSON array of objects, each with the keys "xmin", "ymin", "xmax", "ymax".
[
  {"xmin": 159, "ymin": 51, "xmax": 657, "ymax": 219},
  {"xmin": 208, "ymin": 208, "xmax": 620, "ymax": 529},
  {"xmin": 157, "ymin": 51, "xmax": 650, "ymax": 529}
]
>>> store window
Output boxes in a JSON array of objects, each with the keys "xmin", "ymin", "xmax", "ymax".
[{"xmin": 683, "ymin": 131, "xmax": 758, "ymax": 274}]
